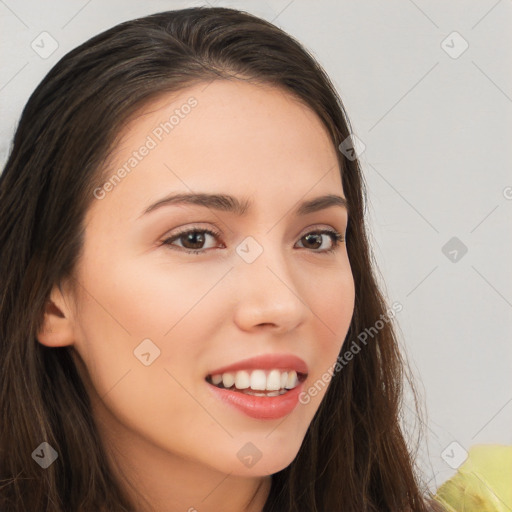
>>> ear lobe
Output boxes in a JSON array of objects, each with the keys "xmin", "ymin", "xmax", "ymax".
[{"xmin": 37, "ymin": 287, "xmax": 75, "ymax": 347}]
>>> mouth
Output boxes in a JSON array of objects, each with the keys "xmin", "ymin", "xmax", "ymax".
[{"xmin": 205, "ymin": 369, "xmax": 308, "ymax": 397}]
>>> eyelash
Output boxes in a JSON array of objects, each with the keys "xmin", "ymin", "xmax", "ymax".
[{"xmin": 161, "ymin": 226, "xmax": 345, "ymax": 255}]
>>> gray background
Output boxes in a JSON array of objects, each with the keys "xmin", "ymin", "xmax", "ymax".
[{"xmin": 1, "ymin": 0, "xmax": 511, "ymax": 495}]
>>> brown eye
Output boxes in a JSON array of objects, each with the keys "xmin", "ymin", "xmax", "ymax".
[
  {"xmin": 162, "ymin": 228, "xmax": 222, "ymax": 254},
  {"xmin": 179, "ymin": 231, "xmax": 206, "ymax": 250},
  {"xmin": 296, "ymin": 230, "xmax": 344, "ymax": 253},
  {"xmin": 301, "ymin": 233, "xmax": 323, "ymax": 249}
]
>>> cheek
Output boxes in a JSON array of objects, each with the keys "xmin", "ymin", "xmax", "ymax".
[
  {"xmin": 318, "ymin": 269, "xmax": 355, "ymax": 332},
  {"xmin": 71, "ymin": 250, "xmax": 231, "ymax": 403},
  {"xmin": 75, "ymin": 248, "xmax": 230, "ymax": 340},
  {"xmin": 299, "ymin": 266, "xmax": 355, "ymax": 407},
  {"xmin": 304, "ymin": 259, "xmax": 355, "ymax": 340},
  {"xmin": 70, "ymin": 255, "xmax": 231, "ymax": 461}
]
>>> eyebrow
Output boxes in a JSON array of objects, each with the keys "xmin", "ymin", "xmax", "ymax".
[{"xmin": 141, "ymin": 192, "xmax": 349, "ymax": 218}]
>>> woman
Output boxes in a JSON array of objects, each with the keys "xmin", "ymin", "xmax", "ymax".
[{"xmin": 0, "ymin": 7, "xmax": 443, "ymax": 512}]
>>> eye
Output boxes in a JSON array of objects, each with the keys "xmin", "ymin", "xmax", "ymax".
[
  {"xmin": 295, "ymin": 229, "xmax": 344, "ymax": 254},
  {"xmin": 161, "ymin": 227, "xmax": 344, "ymax": 255},
  {"xmin": 162, "ymin": 228, "xmax": 223, "ymax": 254}
]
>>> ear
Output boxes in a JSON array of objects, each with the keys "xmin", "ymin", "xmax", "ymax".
[{"xmin": 37, "ymin": 284, "xmax": 75, "ymax": 347}]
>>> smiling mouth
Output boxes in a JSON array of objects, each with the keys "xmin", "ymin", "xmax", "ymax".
[{"xmin": 205, "ymin": 369, "xmax": 307, "ymax": 397}]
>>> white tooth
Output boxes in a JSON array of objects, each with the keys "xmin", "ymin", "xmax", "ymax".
[
  {"xmin": 266, "ymin": 369, "xmax": 282, "ymax": 391},
  {"xmin": 235, "ymin": 370, "xmax": 250, "ymax": 389},
  {"xmin": 285, "ymin": 370, "xmax": 298, "ymax": 389},
  {"xmin": 280, "ymin": 371, "xmax": 288, "ymax": 389},
  {"xmin": 250, "ymin": 370, "xmax": 267, "ymax": 390},
  {"xmin": 266, "ymin": 390, "xmax": 280, "ymax": 397},
  {"xmin": 211, "ymin": 374, "xmax": 222, "ymax": 385},
  {"xmin": 222, "ymin": 372, "xmax": 235, "ymax": 388}
]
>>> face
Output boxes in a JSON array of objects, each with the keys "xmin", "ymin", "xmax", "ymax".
[{"xmin": 66, "ymin": 79, "xmax": 355, "ymax": 478}]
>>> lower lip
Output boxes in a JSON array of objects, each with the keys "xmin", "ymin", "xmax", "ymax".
[{"xmin": 206, "ymin": 380, "xmax": 305, "ymax": 420}]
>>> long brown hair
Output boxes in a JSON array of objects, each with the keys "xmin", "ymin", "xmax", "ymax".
[{"xmin": 0, "ymin": 7, "xmax": 441, "ymax": 511}]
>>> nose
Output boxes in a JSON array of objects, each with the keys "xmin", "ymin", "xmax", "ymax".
[{"xmin": 231, "ymin": 242, "xmax": 309, "ymax": 334}]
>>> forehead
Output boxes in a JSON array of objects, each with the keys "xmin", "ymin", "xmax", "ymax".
[{"xmin": 90, "ymin": 79, "xmax": 343, "ymax": 221}]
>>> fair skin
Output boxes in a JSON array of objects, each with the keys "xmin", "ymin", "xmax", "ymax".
[{"xmin": 38, "ymin": 79, "xmax": 355, "ymax": 512}]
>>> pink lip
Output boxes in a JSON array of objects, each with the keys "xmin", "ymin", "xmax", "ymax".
[
  {"xmin": 207, "ymin": 353, "xmax": 309, "ymax": 376},
  {"xmin": 206, "ymin": 379, "xmax": 306, "ymax": 420}
]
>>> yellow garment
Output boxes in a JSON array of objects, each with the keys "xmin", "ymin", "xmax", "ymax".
[{"xmin": 433, "ymin": 445, "xmax": 512, "ymax": 512}]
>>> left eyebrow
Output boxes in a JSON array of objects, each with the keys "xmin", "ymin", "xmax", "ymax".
[{"xmin": 140, "ymin": 192, "xmax": 349, "ymax": 218}]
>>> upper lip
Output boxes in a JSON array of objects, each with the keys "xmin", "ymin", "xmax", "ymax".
[{"xmin": 207, "ymin": 353, "xmax": 309, "ymax": 376}]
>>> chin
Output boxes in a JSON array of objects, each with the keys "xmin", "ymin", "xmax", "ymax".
[{"xmin": 234, "ymin": 449, "xmax": 300, "ymax": 477}]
